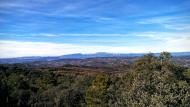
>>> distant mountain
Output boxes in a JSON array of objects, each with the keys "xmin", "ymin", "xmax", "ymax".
[
  {"xmin": 59, "ymin": 52, "xmax": 144, "ymax": 59},
  {"xmin": 0, "ymin": 52, "xmax": 190, "ymax": 64}
]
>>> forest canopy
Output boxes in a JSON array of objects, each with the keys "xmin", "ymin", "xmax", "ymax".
[{"xmin": 0, "ymin": 52, "xmax": 190, "ymax": 107}]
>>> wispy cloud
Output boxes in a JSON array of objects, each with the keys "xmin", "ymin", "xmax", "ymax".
[
  {"xmin": 134, "ymin": 32, "xmax": 190, "ymax": 39},
  {"xmin": 0, "ymin": 0, "xmax": 53, "ymax": 9},
  {"xmin": 137, "ymin": 16, "xmax": 190, "ymax": 30},
  {"xmin": 163, "ymin": 24, "xmax": 190, "ymax": 30},
  {"xmin": 0, "ymin": 0, "xmax": 114, "ymax": 22},
  {"xmin": 0, "ymin": 32, "xmax": 190, "ymax": 38},
  {"xmin": 0, "ymin": 33, "xmax": 130, "ymax": 37},
  {"xmin": 32, "ymin": 33, "xmax": 59, "ymax": 37},
  {"xmin": 37, "ymin": 32, "xmax": 190, "ymax": 44},
  {"xmin": 0, "ymin": 1, "xmax": 29, "ymax": 9}
]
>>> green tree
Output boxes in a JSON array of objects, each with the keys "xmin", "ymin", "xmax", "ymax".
[
  {"xmin": 85, "ymin": 74, "xmax": 110, "ymax": 107},
  {"xmin": 159, "ymin": 51, "xmax": 172, "ymax": 64}
]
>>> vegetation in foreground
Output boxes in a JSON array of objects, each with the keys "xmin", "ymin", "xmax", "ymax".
[{"xmin": 0, "ymin": 52, "xmax": 190, "ymax": 107}]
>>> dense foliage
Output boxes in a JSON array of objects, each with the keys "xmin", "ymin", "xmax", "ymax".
[{"xmin": 0, "ymin": 52, "xmax": 190, "ymax": 107}]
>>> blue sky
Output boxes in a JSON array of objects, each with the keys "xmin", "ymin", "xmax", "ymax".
[{"xmin": 0, "ymin": 0, "xmax": 190, "ymax": 58}]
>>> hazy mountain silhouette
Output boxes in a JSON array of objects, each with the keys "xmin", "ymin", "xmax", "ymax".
[{"xmin": 0, "ymin": 52, "xmax": 190, "ymax": 64}]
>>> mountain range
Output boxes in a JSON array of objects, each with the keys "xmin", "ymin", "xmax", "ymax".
[{"xmin": 0, "ymin": 52, "xmax": 190, "ymax": 64}]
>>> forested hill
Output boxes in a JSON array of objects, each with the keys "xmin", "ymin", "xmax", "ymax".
[{"xmin": 0, "ymin": 52, "xmax": 190, "ymax": 107}]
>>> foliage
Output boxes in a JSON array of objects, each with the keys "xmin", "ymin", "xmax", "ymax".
[
  {"xmin": 86, "ymin": 74, "xmax": 110, "ymax": 107},
  {"xmin": 0, "ymin": 52, "xmax": 189, "ymax": 107}
]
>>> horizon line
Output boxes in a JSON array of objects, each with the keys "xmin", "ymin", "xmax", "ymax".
[{"xmin": 1, "ymin": 51, "xmax": 190, "ymax": 59}]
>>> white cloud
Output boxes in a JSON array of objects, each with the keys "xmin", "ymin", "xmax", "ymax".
[
  {"xmin": 165, "ymin": 37, "xmax": 190, "ymax": 51},
  {"xmin": 0, "ymin": 40, "xmax": 145, "ymax": 58},
  {"xmin": 0, "ymin": 37, "xmax": 190, "ymax": 58},
  {"xmin": 133, "ymin": 31, "xmax": 190, "ymax": 52}
]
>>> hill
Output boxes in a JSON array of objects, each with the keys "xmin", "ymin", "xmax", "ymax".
[{"xmin": 0, "ymin": 52, "xmax": 190, "ymax": 64}]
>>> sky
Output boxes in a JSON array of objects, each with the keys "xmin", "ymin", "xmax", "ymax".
[{"xmin": 0, "ymin": 0, "xmax": 190, "ymax": 58}]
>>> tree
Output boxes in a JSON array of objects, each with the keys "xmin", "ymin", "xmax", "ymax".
[
  {"xmin": 85, "ymin": 74, "xmax": 110, "ymax": 107},
  {"xmin": 159, "ymin": 52, "xmax": 172, "ymax": 64}
]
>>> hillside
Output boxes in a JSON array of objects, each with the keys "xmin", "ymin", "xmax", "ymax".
[{"xmin": 0, "ymin": 52, "xmax": 190, "ymax": 107}]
